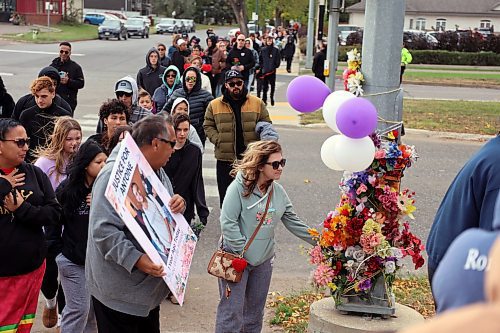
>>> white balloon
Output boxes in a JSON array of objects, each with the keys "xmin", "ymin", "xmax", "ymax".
[
  {"xmin": 320, "ymin": 135, "xmax": 344, "ymax": 170},
  {"xmin": 322, "ymin": 90, "xmax": 356, "ymax": 132},
  {"xmin": 332, "ymin": 136, "xmax": 376, "ymax": 172}
]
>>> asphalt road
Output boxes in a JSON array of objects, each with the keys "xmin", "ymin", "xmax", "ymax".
[{"xmin": 0, "ymin": 27, "xmax": 491, "ymax": 332}]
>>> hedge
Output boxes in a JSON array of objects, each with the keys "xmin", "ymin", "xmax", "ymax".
[{"xmin": 411, "ymin": 50, "xmax": 500, "ymax": 66}]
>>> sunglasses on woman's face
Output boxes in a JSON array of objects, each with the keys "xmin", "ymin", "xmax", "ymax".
[
  {"xmin": 166, "ymin": 74, "xmax": 176, "ymax": 78},
  {"xmin": 116, "ymin": 91, "xmax": 132, "ymax": 97},
  {"xmin": 227, "ymin": 80, "xmax": 244, "ymax": 88},
  {"xmin": 1, "ymin": 137, "xmax": 30, "ymax": 148},
  {"xmin": 266, "ymin": 159, "xmax": 286, "ymax": 170},
  {"xmin": 186, "ymin": 76, "xmax": 197, "ymax": 83}
]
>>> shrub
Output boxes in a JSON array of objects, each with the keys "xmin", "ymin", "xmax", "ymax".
[{"xmin": 411, "ymin": 50, "xmax": 500, "ymax": 65}]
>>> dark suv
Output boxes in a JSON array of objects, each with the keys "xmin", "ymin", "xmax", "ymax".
[{"xmin": 98, "ymin": 19, "xmax": 128, "ymax": 40}]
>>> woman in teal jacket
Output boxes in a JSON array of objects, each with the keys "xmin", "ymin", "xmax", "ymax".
[{"xmin": 215, "ymin": 140, "xmax": 315, "ymax": 333}]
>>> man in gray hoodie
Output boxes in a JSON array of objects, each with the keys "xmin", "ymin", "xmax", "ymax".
[
  {"xmin": 137, "ymin": 47, "xmax": 167, "ymax": 96},
  {"xmin": 86, "ymin": 115, "xmax": 185, "ymax": 332}
]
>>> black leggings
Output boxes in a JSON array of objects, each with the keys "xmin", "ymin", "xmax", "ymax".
[
  {"xmin": 262, "ymin": 73, "xmax": 276, "ymax": 103},
  {"xmin": 216, "ymin": 160, "xmax": 234, "ymax": 208},
  {"xmin": 41, "ymin": 251, "xmax": 66, "ymax": 312}
]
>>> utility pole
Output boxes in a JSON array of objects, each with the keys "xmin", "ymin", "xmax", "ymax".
[
  {"xmin": 317, "ymin": 0, "xmax": 325, "ymax": 42},
  {"xmin": 255, "ymin": 0, "xmax": 259, "ymax": 33},
  {"xmin": 305, "ymin": 0, "xmax": 315, "ymax": 69},
  {"xmin": 325, "ymin": 0, "xmax": 340, "ymax": 90},
  {"xmin": 361, "ymin": 0, "xmax": 405, "ymax": 131}
]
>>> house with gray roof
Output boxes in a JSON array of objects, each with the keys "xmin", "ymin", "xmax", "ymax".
[{"xmin": 347, "ymin": 0, "xmax": 500, "ymax": 32}]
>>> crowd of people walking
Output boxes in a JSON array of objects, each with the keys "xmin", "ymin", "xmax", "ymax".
[{"xmin": 0, "ymin": 23, "xmax": 312, "ymax": 333}]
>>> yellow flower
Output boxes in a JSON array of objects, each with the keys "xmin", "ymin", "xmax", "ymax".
[
  {"xmin": 327, "ymin": 282, "xmax": 338, "ymax": 292},
  {"xmin": 308, "ymin": 228, "xmax": 320, "ymax": 238}
]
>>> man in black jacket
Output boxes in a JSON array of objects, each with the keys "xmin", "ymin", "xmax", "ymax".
[
  {"xmin": 13, "ymin": 66, "xmax": 73, "ymax": 119},
  {"xmin": 312, "ymin": 43, "xmax": 327, "ymax": 83},
  {"xmin": 19, "ymin": 77, "xmax": 71, "ymax": 162},
  {"xmin": 226, "ymin": 34, "xmax": 255, "ymax": 89},
  {"xmin": 171, "ymin": 39, "xmax": 190, "ymax": 75},
  {"xmin": 49, "ymin": 42, "xmax": 85, "ymax": 112},
  {"xmin": 136, "ymin": 47, "xmax": 167, "ymax": 96},
  {"xmin": 0, "ymin": 75, "xmax": 15, "ymax": 118},
  {"xmin": 258, "ymin": 36, "xmax": 281, "ymax": 106}
]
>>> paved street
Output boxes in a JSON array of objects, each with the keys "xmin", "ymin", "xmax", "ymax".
[{"xmin": 0, "ymin": 27, "xmax": 491, "ymax": 332}]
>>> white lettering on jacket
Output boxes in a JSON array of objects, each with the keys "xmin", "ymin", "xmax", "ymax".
[{"xmin": 464, "ymin": 248, "xmax": 490, "ymax": 271}]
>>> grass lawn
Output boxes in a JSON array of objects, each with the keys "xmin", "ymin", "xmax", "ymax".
[
  {"xmin": 1, "ymin": 23, "xmax": 97, "ymax": 42},
  {"xmin": 267, "ymin": 276, "xmax": 435, "ymax": 333},
  {"xmin": 299, "ymin": 99, "xmax": 500, "ymax": 135}
]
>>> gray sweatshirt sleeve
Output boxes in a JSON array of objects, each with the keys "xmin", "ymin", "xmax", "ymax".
[
  {"xmin": 281, "ymin": 191, "xmax": 315, "ymax": 246},
  {"xmin": 189, "ymin": 125, "xmax": 204, "ymax": 153},
  {"xmin": 220, "ymin": 182, "xmax": 246, "ymax": 253},
  {"xmin": 89, "ymin": 171, "xmax": 144, "ymax": 273}
]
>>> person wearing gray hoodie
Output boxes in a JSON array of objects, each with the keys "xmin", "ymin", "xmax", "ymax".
[
  {"xmin": 215, "ymin": 140, "xmax": 315, "ymax": 333},
  {"xmin": 136, "ymin": 48, "xmax": 167, "ymax": 96},
  {"xmin": 86, "ymin": 115, "xmax": 185, "ymax": 331}
]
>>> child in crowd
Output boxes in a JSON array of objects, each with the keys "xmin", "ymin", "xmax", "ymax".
[{"xmin": 138, "ymin": 88, "xmax": 155, "ymax": 113}]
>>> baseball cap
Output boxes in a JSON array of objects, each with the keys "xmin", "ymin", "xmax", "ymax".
[
  {"xmin": 116, "ymin": 80, "xmax": 133, "ymax": 93},
  {"xmin": 225, "ymin": 70, "xmax": 244, "ymax": 82},
  {"xmin": 181, "ymin": 32, "xmax": 189, "ymax": 39},
  {"xmin": 177, "ymin": 39, "xmax": 187, "ymax": 46},
  {"xmin": 432, "ymin": 193, "xmax": 500, "ymax": 313}
]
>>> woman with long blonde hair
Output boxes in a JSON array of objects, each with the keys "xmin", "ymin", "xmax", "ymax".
[
  {"xmin": 35, "ymin": 116, "xmax": 82, "ymax": 189},
  {"xmin": 34, "ymin": 116, "xmax": 81, "ymax": 329},
  {"xmin": 215, "ymin": 140, "xmax": 315, "ymax": 333}
]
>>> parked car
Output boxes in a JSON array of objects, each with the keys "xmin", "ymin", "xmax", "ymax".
[
  {"xmin": 98, "ymin": 19, "xmax": 128, "ymax": 40},
  {"xmin": 130, "ymin": 15, "xmax": 151, "ymax": 28},
  {"xmin": 156, "ymin": 18, "xmax": 179, "ymax": 34},
  {"xmin": 84, "ymin": 12, "xmax": 117, "ymax": 25},
  {"xmin": 125, "ymin": 18, "xmax": 149, "ymax": 38}
]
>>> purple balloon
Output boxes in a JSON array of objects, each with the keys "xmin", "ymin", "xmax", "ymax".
[
  {"xmin": 336, "ymin": 98, "xmax": 378, "ymax": 138},
  {"xmin": 286, "ymin": 76, "xmax": 331, "ymax": 113}
]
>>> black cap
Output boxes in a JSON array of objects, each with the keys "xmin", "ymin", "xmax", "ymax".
[
  {"xmin": 225, "ymin": 70, "xmax": 244, "ymax": 82},
  {"xmin": 38, "ymin": 66, "xmax": 61, "ymax": 86}
]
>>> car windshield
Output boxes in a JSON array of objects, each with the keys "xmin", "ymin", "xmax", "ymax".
[
  {"xmin": 127, "ymin": 19, "xmax": 143, "ymax": 26},
  {"xmin": 160, "ymin": 19, "xmax": 174, "ymax": 24},
  {"xmin": 102, "ymin": 20, "xmax": 120, "ymax": 27}
]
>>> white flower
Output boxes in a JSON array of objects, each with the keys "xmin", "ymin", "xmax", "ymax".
[
  {"xmin": 385, "ymin": 261, "xmax": 396, "ymax": 274},
  {"xmin": 390, "ymin": 248, "xmax": 403, "ymax": 259},
  {"xmin": 345, "ymin": 246, "xmax": 356, "ymax": 258},
  {"xmin": 334, "ymin": 245, "xmax": 344, "ymax": 252},
  {"xmin": 345, "ymin": 260, "xmax": 355, "ymax": 269},
  {"xmin": 353, "ymin": 250, "xmax": 365, "ymax": 262}
]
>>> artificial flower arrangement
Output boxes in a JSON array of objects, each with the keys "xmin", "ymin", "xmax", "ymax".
[
  {"xmin": 342, "ymin": 49, "xmax": 364, "ymax": 96},
  {"xmin": 308, "ymin": 130, "xmax": 424, "ymax": 306}
]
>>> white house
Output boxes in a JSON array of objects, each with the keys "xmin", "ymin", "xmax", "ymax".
[{"xmin": 347, "ymin": 0, "xmax": 500, "ymax": 32}]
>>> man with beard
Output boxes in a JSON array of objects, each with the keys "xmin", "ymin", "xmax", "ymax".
[{"xmin": 204, "ymin": 70, "xmax": 271, "ymax": 207}]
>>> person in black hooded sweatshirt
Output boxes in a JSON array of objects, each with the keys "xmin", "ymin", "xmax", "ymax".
[
  {"xmin": 136, "ymin": 47, "xmax": 167, "ymax": 96},
  {"xmin": 0, "ymin": 76, "xmax": 15, "ymax": 119},
  {"xmin": 13, "ymin": 66, "xmax": 73, "ymax": 119},
  {"xmin": 18, "ymin": 77, "xmax": 71, "ymax": 163},
  {"xmin": 161, "ymin": 66, "xmax": 213, "ymax": 145}
]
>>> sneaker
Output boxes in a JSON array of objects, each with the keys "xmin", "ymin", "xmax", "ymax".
[{"xmin": 42, "ymin": 305, "xmax": 58, "ymax": 328}]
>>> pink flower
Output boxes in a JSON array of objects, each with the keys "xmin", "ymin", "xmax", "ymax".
[
  {"xmin": 360, "ymin": 233, "xmax": 382, "ymax": 254},
  {"xmin": 356, "ymin": 184, "xmax": 368, "ymax": 195},
  {"xmin": 313, "ymin": 264, "xmax": 336, "ymax": 287},
  {"xmin": 309, "ymin": 245, "xmax": 325, "ymax": 265},
  {"xmin": 375, "ymin": 150, "xmax": 386, "ymax": 159}
]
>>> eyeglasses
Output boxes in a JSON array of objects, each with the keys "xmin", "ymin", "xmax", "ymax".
[
  {"xmin": 157, "ymin": 137, "xmax": 176, "ymax": 148},
  {"xmin": 227, "ymin": 80, "xmax": 244, "ymax": 88},
  {"xmin": 1, "ymin": 137, "xmax": 30, "ymax": 148},
  {"xmin": 266, "ymin": 159, "xmax": 286, "ymax": 170},
  {"xmin": 237, "ymin": 39, "xmax": 245, "ymax": 42},
  {"xmin": 116, "ymin": 91, "xmax": 132, "ymax": 97},
  {"xmin": 166, "ymin": 74, "xmax": 176, "ymax": 78},
  {"xmin": 185, "ymin": 76, "xmax": 197, "ymax": 83},
  {"xmin": 157, "ymin": 48, "xmax": 165, "ymax": 51},
  {"xmin": 59, "ymin": 50, "xmax": 69, "ymax": 54}
]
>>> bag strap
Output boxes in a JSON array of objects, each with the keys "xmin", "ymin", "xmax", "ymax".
[{"xmin": 241, "ymin": 185, "xmax": 273, "ymax": 256}]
